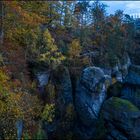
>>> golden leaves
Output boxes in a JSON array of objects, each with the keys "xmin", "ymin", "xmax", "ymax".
[
  {"xmin": 38, "ymin": 29, "xmax": 65, "ymax": 68},
  {"xmin": 68, "ymin": 39, "xmax": 81, "ymax": 59},
  {"xmin": 41, "ymin": 103, "xmax": 55, "ymax": 123}
]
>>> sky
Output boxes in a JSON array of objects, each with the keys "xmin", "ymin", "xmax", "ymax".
[{"xmin": 101, "ymin": 1, "xmax": 140, "ymax": 16}]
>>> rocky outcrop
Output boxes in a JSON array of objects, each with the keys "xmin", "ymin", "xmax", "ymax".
[
  {"xmin": 36, "ymin": 71, "xmax": 50, "ymax": 100},
  {"xmin": 31, "ymin": 45, "xmax": 140, "ymax": 140},
  {"xmin": 120, "ymin": 53, "xmax": 131, "ymax": 79},
  {"xmin": 102, "ymin": 64, "xmax": 140, "ymax": 140},
  {"xmin": 40, "ymin": 66, "xmax": 74, "ymax": 139},
  {"xmin": 48, "ymin": 65, "xmax": 74, "ymax": 138},
  {"xmin": 102, "ymin": 97, "xmax": 140, "ymax": 140},
  {"xmin": 111, "ymin": 53, "xmax": 131, "ymax": 82},
  {"xmin": 124, "ymin": 65, "xmax": 140, "ymax": 85},
  {"xmin": 75, "ymin": 66, "xmax": 111, "ymax": 139},
  {"xmin": 52, "ymin": 65, "xmax": 73, "ymax": 105},
  {"xmin": 121, "ymin": 65, "xmax": 140, "ymax": 109},
  {"xmin": 36, "ymin": 61, "xmax": 140, "ymax": 140},
  {"xmin": 37, "ymin": 72, "xmax": 50, "ymax": 87}
]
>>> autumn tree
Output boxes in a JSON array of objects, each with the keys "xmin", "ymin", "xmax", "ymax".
[
  {"xmin": 91, "ymin": 1, "xmax": 107, "ymax": 55},
  {"xmin": 3, "ymin": 1, "xmax": 49, "ymax": 62},
  {"xmin": 67, "ymin": 39, "xmax": 89, "ymax": 67},
  {"xmin": 0, "ymin": 68, "xmax": 22, "ymax": 139},
  {"xmin": 38, "ymin": 29, "xmax": 65, "ymax": 69},
  {"xmin": 0, "ymin": 66, "xmax": 43, "ymax": 139},
  {"xmin": 68, "ymin": 39, "xmax": 81, "ymax": 59}
]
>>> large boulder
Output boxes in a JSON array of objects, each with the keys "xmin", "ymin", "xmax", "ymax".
[
  {"xmin": 102, "ymin": 97, "xmax": 140, "ymax": 140},
  {"xmin": 75, "ymin": 66, "xmax": 111, "ymax": 139}
]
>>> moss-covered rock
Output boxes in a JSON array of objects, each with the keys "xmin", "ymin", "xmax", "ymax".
[
  {"xmin": 101, "ymin": 97, "xmax": 140, "ymax": 140},
  {"xmin": 106, "ymin": 97, "xmax": 139, "ymax": 112}
]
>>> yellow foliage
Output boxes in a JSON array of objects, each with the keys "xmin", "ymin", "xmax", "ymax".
[
  {"xmin": 39, "ymin": 29, "xmax": 65, "ymax": 68},
  {"xmin": 41, "ymin": 103, "xmax": 55, "ymax": 123},
  {"xmin": 0, "ymin": 69, "xmax": 42, "ymax": 139},
  {"xmin": 112, "ymin": 77, "xmax": 117, "ymax": 84},
  {"xmin": 67, "ymin": 39, "xmax": 89, "ymax": 68},
  {"xmin": 68, "ymin": 39, "xmax": 81, "ymax": 59}
]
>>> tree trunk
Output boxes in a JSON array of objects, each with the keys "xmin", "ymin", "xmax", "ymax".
[{"xmin": 0, "ymin": 1, "xmax": 4, "ymax": 45}]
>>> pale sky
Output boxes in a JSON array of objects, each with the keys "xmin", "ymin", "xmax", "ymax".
[{"xmin": 101, "ymin": 1, "xmax": 140, "ymax": 15}]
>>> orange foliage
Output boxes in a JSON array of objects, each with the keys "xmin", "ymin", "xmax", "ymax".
[
  {"xmin": 2, "ymin": 40, "xmax": 30, "ymax": 84},
  {"xmin": 4, "ymin": 1, "xmax": 45, "ymax": 26}
]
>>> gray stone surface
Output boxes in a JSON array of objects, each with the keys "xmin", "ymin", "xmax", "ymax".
[{"xmin": 102, "ymin": 97, "xmax": 140, "ymax": 140}]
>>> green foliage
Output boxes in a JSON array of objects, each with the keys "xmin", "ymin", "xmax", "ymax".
[
  {"xmin": 34, "ymin": 127, "xmax": 47, "ymax": 140},
  {"xmin": 41, "ymin": 103, "xmax": 55, "ymax": 123},
  {"xmin": 23, "ymin": 132, "xmax": 31, "ymax": 140}
]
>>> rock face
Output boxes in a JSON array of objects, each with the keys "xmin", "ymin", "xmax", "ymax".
[
  {"xmin": 120, "ymin": 53, "xmax": 131, "ymax": 79},
  {"xmin": 111, "ymin": 53, "xmax": 131, "ymax": 82},
  {"xmin": 121, "ymin": 86, "xmax": 140, "ymax": 109},
  {"xmin": 102, "ymin": 97, "xmax": 140, "ymax": 140},
  {"xmin": 124, "ymin": 65, "xmax": 140, "ymax": 85},
  {"xmin": 121, "ymin": 65, "xmax": 140, "ymax": 109},
  {"xmin": 36, "ymin": 71, "xmax": 50, "ymax": 100},
  {"xmin": 40, "ymin": 66, "xmax": 74, "ymax": 139},
  {"xmin": 36, "ymin": 62, "xmax": 140, "ymax": 140},
  {"xmin": 37, "ymin": 72, "xmax": 50, "ymax": 87},
  {"xmin": 75, "ymin": 66, "xmax": 111, "ymax": 139},
  {"xmin": 47, "ymin": 65, "xmax": 74, "ymax": 138},
  {"xmin": 52, "ymin": 65, "xmax": 73, "ymax": 105}
]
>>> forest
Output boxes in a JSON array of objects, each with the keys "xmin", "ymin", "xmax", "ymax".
[{"xmin": 0, "ymin": 1, "xmax": 140, "ymax": 140}]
